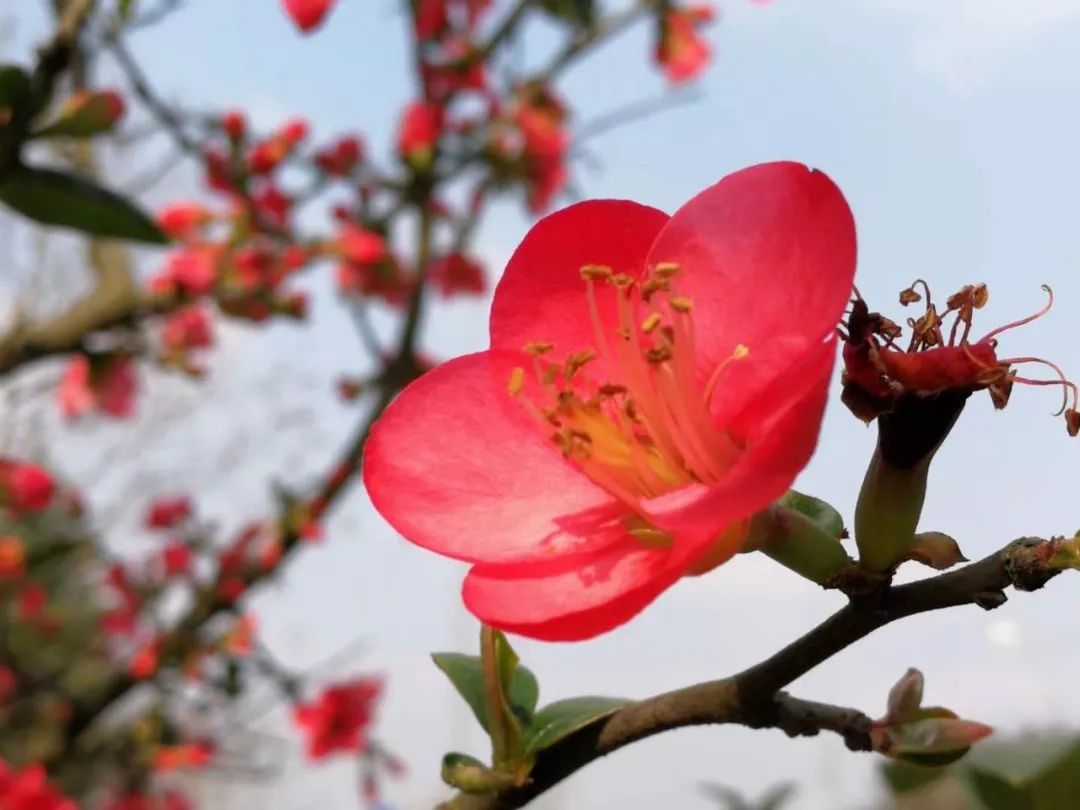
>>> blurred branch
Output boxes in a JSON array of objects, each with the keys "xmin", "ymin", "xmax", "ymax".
[{"xmin": 445, "ymin": 538, "xmax": 1063, "ymax": 809}]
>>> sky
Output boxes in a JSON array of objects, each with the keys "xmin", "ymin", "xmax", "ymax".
[{"xmin": 6, "ymin": 1, "xmax": 1080, "ymax": 808}]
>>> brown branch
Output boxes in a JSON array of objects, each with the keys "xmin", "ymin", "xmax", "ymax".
[{"xmin": 444, "ymin": 538, "xmax": 1063, "ymax": 809}]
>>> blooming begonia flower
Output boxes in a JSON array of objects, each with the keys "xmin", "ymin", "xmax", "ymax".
[
  {"xmin": 293, "ymin": 677, "xmax": 383, "ymax": 760},
  {"xmin": 364, "ymin": 162, "xmax": 857, "ymax": 640}
]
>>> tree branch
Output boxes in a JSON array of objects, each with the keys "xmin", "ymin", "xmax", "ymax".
[{"xmin": 444, "ymin": 537, "xmax": 1063, "ymax": 809}]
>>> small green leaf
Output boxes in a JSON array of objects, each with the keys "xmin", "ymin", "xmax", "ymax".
[
  {"xmin": 778, "ymin": 490, "xmax": 845, "ymax": 539},
  {"xmin": 523, "ymin": 696, "xmax": 628, "ymax": 754},
  {"xmin": 432, "ymin": 651, "xmax": 540, "ymax": 732},
  {"xmin": 0, "ymin": 165, "xmax": 166, "ymax": 243},
  {"xmin": 0, "ymin": 65, "xmax": 31, "ymax": 121}
]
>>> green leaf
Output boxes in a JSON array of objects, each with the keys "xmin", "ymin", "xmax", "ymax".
[
  {"xmin": 0, "ymin": 165, "xmax": 166, "ymax": 243},
  {"xmin": 119, "ymin": 0, "xmax": 137, "ymax": 20},
  {"xmin": 880, "ymin": 760, "xmax": 949, "ymax": 796},
  {"xmin": 523, "ymin": 696, "xmax": 628, "ymax": 754},
  {"xmin": 539, "ymin": 0, "xmax": 595, "ymax": 27},
  {"xmin": 778, "ymin": 490, "xmax": 845, "ymax": 539},
  {"xmin": 969, "ymin": 768, "xmax": 1032, "ymax": 810},
  {"xmin": 0, "ymin": 65, "xmax": 32, "ymax": 121},
  {"xmin": 432, "ymin": 651, "xmax": 540, "ymax": 732}
]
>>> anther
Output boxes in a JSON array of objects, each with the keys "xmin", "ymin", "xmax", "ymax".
[
  {"xmin": 579, "ymin": 264, "xmax": 613, "ymax": 281},
  {"xmin": 669, "ymin": 296, "xmax": 693, "ymax": 313},
  {"xmin": 654, "ymin": 262, "xmax": 681, "ymax": 278},
  {"xmin": 507, "ymin": 367, "xmax": 525, "ymax": 396},
  {"xmin": 641, "ymin": 313, "xmax": 662, "ymax": 333},
  {"xmin": 524, "ymin": 341, "xmax": 554, "ymax": 356}
]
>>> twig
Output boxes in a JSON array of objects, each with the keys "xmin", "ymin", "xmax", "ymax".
[{"xmin": 444, "ymin": 538, "xmax": 1062, "ymax": 809}]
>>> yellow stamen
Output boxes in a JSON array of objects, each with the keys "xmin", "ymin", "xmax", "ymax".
[
  {"xmin": 507, "ymin": 367, "xmax": 526, "ymax": 396},
  {"xmin": 509, "ymin": 261, "xmax": 752, "ymax": 551}
]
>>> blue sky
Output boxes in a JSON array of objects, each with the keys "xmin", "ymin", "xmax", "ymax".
[{"xmin": 7, "ymin": 1, "xmax": 1080, "ymax": 808}]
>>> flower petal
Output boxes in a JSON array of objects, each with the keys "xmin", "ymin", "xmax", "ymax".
[
  {"xmin": 489, "ymin": 199, "xmax": 669, "ymax": 379},
  {"xmin": 463, "ymin": 537, "xmax": 704, "ymax": 641},
  {"xmin": 642, "ymin": 337, "xmax": 836, "ymax": 536},
  {"xmin": 647, "ymin": 161, "xmax": 856, "ymax": 381},
  {"xmin": 363, "ymin": 350, "xmax": 627, "ymax": 566}
]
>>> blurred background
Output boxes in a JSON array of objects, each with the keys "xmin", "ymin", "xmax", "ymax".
[{"xmin": 2, "ymin": 1, "xmax": 1080, "ymax": 808}]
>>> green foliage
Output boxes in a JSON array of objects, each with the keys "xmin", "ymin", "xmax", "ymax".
[
  {"xmin": 539, "ymin": 0, "xmax": 596, "ymax": 27},
  {"xmin": 522, "ymin": 696, "xmax": 627, "ymax": 754},
  {"xmin": 881, "ymin": 733, "xmax": 1080, "ymax": 810},
  {"xmin": 433, "ymin": 631, "xmax": 629, "ymax": 793},
  {"xmin": 431, "ymin": 650, "xmax": 539, "ymax": 733},
  {"xmin": 0, "ymin": 166, "xmax": 166, "ymax": 243}
]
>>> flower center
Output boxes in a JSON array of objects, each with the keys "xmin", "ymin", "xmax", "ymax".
[{"xmin": 509, "ymin": 262, "xmax": 748, "ymax": 518}]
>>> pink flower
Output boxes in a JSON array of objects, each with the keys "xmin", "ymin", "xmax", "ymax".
[{"xmin": 364, "ymin": 163, "xmax": 856, "ymax": 640}]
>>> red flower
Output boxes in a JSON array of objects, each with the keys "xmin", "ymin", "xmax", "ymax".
[
  {"xmin": 223, "ymin": 613, "xmax": 256, "ymax": 656},
  {"xmin": 0, "ymin": 536, "xmax": 25, "ymax": 580},
  {"xmin": 0, "ymin": 760, "xmax": 77, "ymax": 810},
  {"xmin": 336, "ymin": 224, "xmax": 386, "ymax": 265},
  {"xmin": 428, "ymin": 252, "xmax": 486, "ymax": 297},
  {"xmin": 16, "ymin": 582, "xmax": 47, "ymax": 622},
  {"xmin": 252, "ymin": 182, "xmax": 293, "ymax": 229},
  {"xmin": 152, "ymin": 248, "xmax": 218, "ymax": 297},
  {"xmin": 416, "ymin": 0, "xmax": 451, "ymax": 40},
  {"xmin": 396, "ymin": 101, "xmax": 443, "ymax": 166},
  {"xmin": 158, "ymin": 203, "xmax": 212, "ymax": 240},
  {"xmin": 162, "ymin": 306, "xmax": 214, "ymax": 352},
  {"xmin": 514, "ymin": 85, "xmax": 569, "ymax": 213},
  {"xmin": 153, "ymin": 743, "xmax": 213, "ymax": 773},
  {"xmin": 130, "ymin": 640, "xmax": 161, "ymax": 680},
  {"xmin": 161, "ymin": 542, "xmax": 193, "ymax": 577},
  {"xmin": 293, "ymin": 677, "xmax": 383, "ymax": 760},
  {"xmin": 146, "ymin": 495, "xmax": 192, "ymax": 529},
  {"xmin": 282, "ymin": 0, "xmax": 338, "ymax": 32},
  {"xmin": 0, "ymin": 462, "xmax": 54, "ymax": 512},
  {"xmin": 58, "ymin": 354, "xmax": 136, "ymax": 420},
  {"xmin": 314, "ymin": 134, "xmax": 364, "ymax": 175},
  {"xmin": 841, "ymin": 282, "xmax": 1079, "ymax": 434},
  {"xmin": 221, "ymin": 109, "xmax": 247, "ymax": 140},
  {"xmin": 364, "ymin": 162, "xmax": 856, "ymax": 640},
  {"xmin": 655, "ymin": 5, "xmax": 715, "ymax": 84}
]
